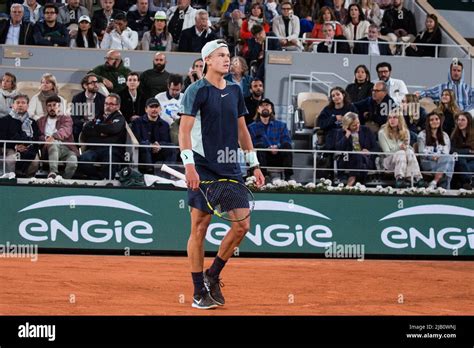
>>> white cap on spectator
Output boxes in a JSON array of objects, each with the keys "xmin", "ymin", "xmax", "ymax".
[
  {"xmin": 78, "ymin": 15, "xmax": 91, "ymax": 23},
  {"xmin": 154, "ymin": 11, "xmax": 167, "ymax": 21}
]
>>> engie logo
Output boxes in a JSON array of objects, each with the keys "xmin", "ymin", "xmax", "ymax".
[
  {"xmin": 206, "ymin": 200, "xmax": 333, "ymax": 248},
  {"xmin": 379, "ymin": 204, "xmax": 474, "ymax": 250},
  {"xmin": 18, "ymin": 196, "xmax": 154, "ymax": 244}
]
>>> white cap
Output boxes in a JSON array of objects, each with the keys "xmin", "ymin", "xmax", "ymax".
[
  {"xmin": 154, "ymin": 11, "xmax": 167, "ymax": 21},
  {"xmin": 78, "ymin": 15, "xmax": 91, "ymax": 23},
  {"xmin": 201, "ymin": 39, "xmax": 228, "ymax": 63}
]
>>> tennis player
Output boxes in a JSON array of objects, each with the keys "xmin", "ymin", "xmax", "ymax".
[{"xmin": 179, "ymin": 39, "xmax": 265, "ymax": 309}]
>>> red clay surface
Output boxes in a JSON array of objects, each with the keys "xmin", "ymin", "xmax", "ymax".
[{"xmin": 1, "ymin": 255, "xmax": 473, "ymax": 315}]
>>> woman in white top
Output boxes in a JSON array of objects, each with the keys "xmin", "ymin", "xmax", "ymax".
[
  {"xmin": 358, "ymin": 0, "xmax": 382, "ymax": 26},
  {"xmin": 343, "ymin": 3, "xmax": 370, "ymax": 50},
  {"xmin": 70, "ymin": 15, "xmax": 99, "ymax": 48},
  {"xmin": 378, "ymin": 108, "xmax": 424, "ymax": 188},
  {"xmin": 28, "ymin": 73, "xmax": 67, "ymax": 120},
  {"xmin": 417, "ymin": 111, "xmax": 455, "ymax": 189}
]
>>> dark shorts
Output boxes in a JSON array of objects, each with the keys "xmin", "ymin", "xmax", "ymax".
[{"xmin": 187, "ymin": 165, "xmax": 247, "ymax": 214}]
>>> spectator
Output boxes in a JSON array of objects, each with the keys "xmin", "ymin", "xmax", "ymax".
[
  {"xmin": 78, "ymin": 93, "xmax": 126, "ymax": 179},
  {"xmin": 139, "ymin": 52, "xmax": 170, "ymax": 101},
  {"xmin": 375, "ymin": 0, "xmax": 392, "ymax": 10},
  {"xmin": 224, "ymin": 0, "xmax": 251, "ymax": 44},
  {"xmin": 37, "ymin": 95, "xmax": 78, "ymax": 179},
  {"xmin": 400, "ymin": 93, "xmax": 426, "ymax": 144},
  {"xmin": 375, "ymin": 61, "xmax": 408, "ymax": 106},
  {"xmin": 345, "ymin": 64, "xmax": 374, "ymax": 103},
  {"xmin": 167, "ymin": 0, "xmax": 198, "ymax": 49},
  {"xmin": 247, "ymin": 24, "xmax": 281, "ymax": 80},
  {"xmin": 119, "ymin": 72, "xmax": 145, "ymax": 123},
  {"xmin": 0, "ymin": 3, "xmax": 34, "ymax": 45},
  {"xmin": 247, "ymin": 98, "xmax": 294, "ymax": 180},
  {"xmin": 318, "ymin": 86, "xmax": 358, "ymax": 150},
  {"xmin": 353, "ymin": 23, "xmax": 391, "ymax": 55},
  {"xmin": 80, "ymin": 0, "xmax": 94, "ymax": 14},
  {"xmin": 417, "ymin": 111, "xmax": 455, "ymax": 189},
  {"xmin": 405, "ymin": 13, "xmax": 441, "ymax": 58},
  {"xmin": 310, "ymin": 6, "xmax": 343, "ymax": 42},
  {"xmin": 378, "ymin": 108, "xmax": 424, "ymax": 188},
  {"xmin": 183, "ymin": 58, "xmax": 204, "ymax": 91},
  {"xmin": 141, "ymin": 10, "xmax": 172, "ymax": 51},
  {"xmin": 244, "ymin": 78, "xmax": 264, "ymax": 125},
  {"xmin": 343, "ymin": 3, "xmax": 370, "ymax": 51},
  {"xmin": 380, "ymin": 0, "xmax": 416, "ymax": 55},
  {"xmin": 240, "ymin": 3, "xmax": 270, "ymax": 53},
  {"xmin": 418, "ymin": 59, "xmax": 474, "ymax": 112},
  {"xmin": 358, "ymin": 0, "xmax": 382, "ymax": 26},
  {"xmin": 155, "ymin": 73, "xmax": 183, "ymax": 126},
  {"xmin": 90, "ymin": 49, "xmax": 131, "ymax": 94},
  {"xmin": 91, "ymin": 0, "xmax": 124, "ymax": 41},
  {"xmin": 224, "ymin": 56, "xmax": 252, "ymax": 98},
  {"xmin": 335, "ymin": 111, "xmax": 378, "ymax": 186},
  {"xmin": 127, "ymin": 0, "xmax": 154, "ymax": 41},
  {"xmin": 70, "ymin": 15, "xmax": 99, "ymax": 47},
  {"xmin": 28, "ymin": 73, "xmax": 67, "ymax": 120},
  {"xmin": 353, "ymin": 80, "xmax": 396, "ymax": 132},
  {"xmin": 0, "ymin": 72, "xmax": 19, "ymax": 117},
  {"xmin": 58, "ymin": 0, "xmax": 90, "ymax": 35},
  {"xmin": 314, "ymin": 22, "xmax": 351, "ymax": 54},
  {"xmin": 131, "ymin": 97, "xmax": 175, "ymax": 173},
  {"xmin": 450, "ymin": 112, "xmax": 474, "ymax": 190},
  {"xmin": 272, "ymin": 1, "xmax": 302, "ymax": 51},
  {"xmin": 255, "ymin": 0, "xmax": 279, "ymax": 24},
  {"xmin": 100, "ymin": 12, "xmax": 139, "ymax": 50},
  {"xmin": 71, "ymin": 73, "xmax": 105, "ymax": 142},
  {"xmin": 178, "ymin": 10, "xmax": 217, "ymax": 52},
  {"xmin": 33, "ymin": 3, "xmax": 69, "ymax": 46},
  {"xmin": 294, "ymin": 0, "xmax": 316, "ymax": 22},
  {"xmin": 23, "ymin": 0, "xmax": 43, "ymax": 24},
  {"xmin": 333, "ymin": 0, "xmax": 348, "ymax": 24},
  {"xmin": 0, "ymin": 94, "xmax": 39, "ymax": 177},
  {"xmin": 435, "ymin": 89, "xmax": 461, "ymax": 136}
]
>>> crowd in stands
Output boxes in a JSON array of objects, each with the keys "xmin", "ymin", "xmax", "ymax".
[{"xmin": 0, "ymin": 0, "xmax": 472, "ymax": 189}]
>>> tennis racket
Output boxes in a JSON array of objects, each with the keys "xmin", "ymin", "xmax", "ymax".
[{"xmin": 161, "ymin": 164, "xmax": 255, "ymax": 222}]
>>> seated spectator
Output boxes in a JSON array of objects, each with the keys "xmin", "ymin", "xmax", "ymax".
[
  {"xmin": 417, "ymin": 111, "xmax": 455, "ymax": 189},
  {"xmin": 71, "ymin": 73, "xmax": 105, "ymax": 142},
  {"xmin": 375, "ymin": 61, "xmax": 407, "ymax": 106},
  {"xmin": 272, "ymin": 1, "xmax": 303, "ymax": 51},
  {"xmin": 247, "ymin": 24, "xmax": 281, "ymax": 80},
  {"xmin": 0, "ymin": 94, "xmax": 39, "ymax": 177},
  {"xmin": 58, "ymin": 0, "xmax": 90, "ymax": 37},
  {"xmin": 90, "ymin": 49, "xmax": 131, "ymax": 94},
  {"xmin": 353, "ymin": 23, "xmax": 392, "ymax": 56},
  {"xmin": 224, "ymin": 56, "xmax": 252, "ymax": 98},
  {"xmin": 343, "ymin": 3, "xmax": 370, "ymax": 51},
  {"xmin": 166, "ymin": 0, "xmax": 198, "ymax": 49},
  {"xmin": 450, "ymin": 112, "xmax": 474, "ymax": 190},
  {"xmin": 380, "ymin": 0, "xmax": 416, "ymax": 55},
  {"xmin": 70, "ymin": 15, "xmax": 99, "ymax": 47},
  {"xmin": 417, "ymin": 59, "xmax": 474, "ymax": 112},
  {"xmin": 92, "ymin": 0, "xmax": 125, "ymax": 41},
  {"xmin": 0, "ymin": 72, "xmax": 19, "ymax": 118},
  {"xmin": 37, "ymin": 95, "xmax": 78, "ymax": 179},
  {"xmin": 119, "ymin": 72, "xmax": 145, "ymax": 123},
  {"xmin": 294, "ymin": 0, "xmax": 315, "ymax": 23},
  {"xmin": 127, "ymin": 0, "xmax": 154, "ymax": 41},
  {"xmin": 33, "ymin": 3, "xmax": 69, "ymax": 46},
  {"xmin": 247, "ymin": 98, "xmax": 293, "ymax": 180},
  {"xmin": 359, "ymin": 0, "xmax": 382, "ymax": 26},
  {"xmin": 378, "ymin": 108, "xmax": 424, "ymax": 188},
  {"xmin": 28, "ymin": 73, "xmax": 67, "ymax": 120},
  {"xmin": 100, "ymin": 12, "xmax": 139, "ymax": 50},
  {"xmin": 23, "ymin": 0, "xmax": 43, "ymax": 24},
  {"xmin": 183, "ymin": 58, "xmax": 204, "ymax": 92},
  {"xmin": 318, "ymin": 86, "xmax": 357, "ymax": 150},
  {"xmin": 244, "ymin": 78, "xmax": 264, "ymax": 125},
  {"xmin": 310, "ymin": 6, "xmax": 343, "ymax": 42},
  {"xmin": 335, "ymin": 111, "xmax": 378, "ymax": 186},
  {"xmin": 131, "ymin": 97, "xmax": 175, "ymax": 173},
  {"xmin": 333, "ymin": 0, "xmax": 348, "ymax": 24},
  {"xmin": 139, "ymin": 52, "xmax": 170, "ymax": 100},
  {"xmin": 353, "ymin": 80, "xmax": 396, "ymax": 133},
  {"xmin": 262, "ymin": 0, "xmax": 280, "ymax": 24},
  {"xmin": 141, "ymin": 10, "xmax": 172, "ymax": 51},
  {"xmin": 400, "ymin": 93, "xmax": 426, "ymax": 144},
  {"xmin": 78, "ymin": 93, "xmax": 126, "ymax": 179},
  {"xmin": 405, "ymin": 14, "xmax": 441, "ymax": 58},
  {"xmin": 435, "ymin": 89, "xmax": 461, "ymax": 137},
  {"xmin": 240, "ymin": 3, "xmax": 270, "ymax": 51},
  {"xmin": 155, "ymin": 74, "xmax": 183, "ymax": 126},
  {"xmin": 0, "ymin": 3, "xmax": 34, "ymax": 45},
  {"xmin": 224, "ymin": 0, "xmax": 251, "ymax": 44},
  {"xmin": 314, "ymin": 22, "xmax": 351, "ymax": 54},
  {"xmin": 178, "ymin": 10, "xmax": 217, "ymax": 52},
  {"xmin": 345, "ymin": 64, "xmax": 374, "ymax": 103}
]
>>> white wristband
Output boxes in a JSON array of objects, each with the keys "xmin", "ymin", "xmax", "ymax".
[
  {"xmin": 245, "ymin": 151, "xmax": 259, "ymax": 168},
  {"xmin": 180, "ymin": 149, "xmax": 195, "ymax": 165}
]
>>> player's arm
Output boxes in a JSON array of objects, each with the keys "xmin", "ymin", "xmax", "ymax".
[
  {"xmin": 237, "ymin": 116, "xmax": 265, "ymax": 187},
  {"xmin": 178, "ymin": 115, "xmax": 200, "ymax": 190}
]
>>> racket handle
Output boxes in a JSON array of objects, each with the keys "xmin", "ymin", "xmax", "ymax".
[{"xmin": 161, "ymin": 164, "xmax": 186, "ymax": 181}]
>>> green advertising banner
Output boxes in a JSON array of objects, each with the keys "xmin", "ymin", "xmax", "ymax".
[
  {"xmin": 428, "ymin": 0, "xmax": 474, "ymax": 11},
  {"xmin": 0, "ymin": 185, "xmax": 473, "ymax": 257}
]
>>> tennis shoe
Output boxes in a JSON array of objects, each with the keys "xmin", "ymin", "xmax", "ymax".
[
  {"xmin": 192, "ymin": 291, "xmax": 218, "ymax": 310},
  {"xmin": 204, "ymin": 269, "xmax": 225, "ymax": 306}
]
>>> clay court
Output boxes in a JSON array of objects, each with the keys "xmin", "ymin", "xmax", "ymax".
[{"xmin": 1, "ymin": 254, "xmax": 473, "ymax": 315}]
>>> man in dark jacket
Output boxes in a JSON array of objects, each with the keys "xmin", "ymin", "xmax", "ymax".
[
  {"xmin": 315, "ymin": 22, "xmax": 350, "ymax": 54},
  {"xmin": 89, "ymin": 49, "xmax": 131, "ymax": 94},
  {"xmin": 139, "ymin": 52, "xmax": 170, "ymax": 101},
  {"xmin": 380, "ymin": 0, "xmax": 416, "ymax": 40},
  {"xmin": 118, "ymin": 72, "xmax": 145, "ymax": 123},
  {"xmin": 353, "ymin": 24, "xmax": 392, "ymax": 56},
  {"xmin": 0, "ymin": 4, "xmax": 34, "ymax": 45},
  {"xmin": 91, "ymin": 0, "xmax": 125, "ymax": 40},
  {"xmin": 78, "ymin": 93, "xmax": 126, "ymax": 179},
  {"xmin": 178, "ymin": 9, "xmax": 217, "ymax": 52},
  {"xmin": 126, "ymin": 0, "xmax": 154, "ymax": 40},
  {"xmin": 130, "ymin": 97, "xmax": 175, "ymax": 173},
  {"xmin": 33, "ymin": 3, "xmax": 69, "ymax": 46}
]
